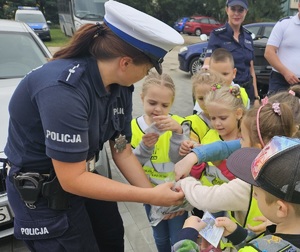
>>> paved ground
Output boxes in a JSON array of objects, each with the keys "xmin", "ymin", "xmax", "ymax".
[{"xmin": 0, "ymin": 33, "xmax": 201, "ymax": 252}]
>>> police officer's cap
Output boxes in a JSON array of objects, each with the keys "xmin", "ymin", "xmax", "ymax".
[
  {"xmin": 226, "ymin": 0, "xmax": 248, "ymax": 10},
  {"xmin": 104, "ymin": 0, "xmax": 184, "ymax": 74}
]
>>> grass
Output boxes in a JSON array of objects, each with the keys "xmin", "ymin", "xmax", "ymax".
[{"xmin": 44, "ymin": 27, "xmax": 71, "ymax": 47}]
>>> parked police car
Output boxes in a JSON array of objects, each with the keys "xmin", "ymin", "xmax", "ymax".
[{"xmin": 15, "ymin": 6, "xmax": 51, "ymax": 41}]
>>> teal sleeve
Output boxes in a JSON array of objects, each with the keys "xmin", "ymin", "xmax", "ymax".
[{"xmin": 191, "ymin": 139, "xmax": 241, "ymax": 164}]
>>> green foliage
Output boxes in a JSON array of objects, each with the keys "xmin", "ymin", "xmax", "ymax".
[
  {"xmin": 0, "ymin": 0, "xmax": 288, "ymax": 26},
  {"xmin": 1, "ymin": 0, "xmax": 58, "ymax": 23}
]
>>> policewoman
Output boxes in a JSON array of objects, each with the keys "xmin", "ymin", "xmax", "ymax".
[
  {"xmin": 4, "ymin": 1, "xmax": 184, "ymax": 251},
  {"xmin": 204, "ymin": 0, "xmax": 260, "ymax": 105}
]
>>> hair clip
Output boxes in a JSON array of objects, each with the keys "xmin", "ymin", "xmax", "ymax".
[
  {"xmin": 211, "ymin": 83, "xmax": 222, "ymax": 91},
  {"xmin": 229, "ymin": 86, "xmax": 241, "ymax": 98},
  {"xmin": 289, "ymin": 90, "xmax": 296, "ymax": 96},
  {"xmin": 261, "ymin": 96, "xmax": 269, "ymax": 105},
  {"xmin": 94, "ymin": 22, "xmax": 105, "ymax": 37},
  {"xmin": 272, "ymin": 103, "xmax": 281, "ymax": 116}
]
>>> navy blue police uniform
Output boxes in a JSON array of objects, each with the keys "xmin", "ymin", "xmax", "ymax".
[
  {"xmin": 5, "ymin": 57, "xmax": 132, "ymax": 251},
  {"xmin": 205, "ymin": 22, "xmax": 255, "ymax": 101}
]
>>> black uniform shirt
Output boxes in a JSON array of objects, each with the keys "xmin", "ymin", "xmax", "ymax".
[
  {"xmin": 5, "ymin": 57, "xmax": 133, "ymax": 172},
  {"xmin": 205, "ymin": 22, "xmax": 254, "ymax": 84}
]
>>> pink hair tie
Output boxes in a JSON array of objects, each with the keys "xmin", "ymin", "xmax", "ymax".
[
  {"xmin": 272, "ymin": 103, "xmax": 281, "ymax": 116},
  {"xmin": 261, "ymin": 96, "xmax": 269, "ymax": 105},
  {"xmin": 256, "ymin": 105, "xmax": 265, "ymax": 147},
  {"xmin": 289, "ymin": 90, "xmax": 296, "ymax": 96}
]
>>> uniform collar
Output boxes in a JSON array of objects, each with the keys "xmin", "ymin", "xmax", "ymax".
[
  {"xmin": 86, "ymin": 57, "xmax": 121, "ymax": 99},
  {"xmin": 226, "ymin": 22, "xmax": 245, "ymax": 36}
]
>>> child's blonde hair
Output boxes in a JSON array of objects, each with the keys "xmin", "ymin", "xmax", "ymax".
[
  {"xmin": 242, "ymin": 101, "xmax": 295, "ymax": 147},
  {"xmin": 267, "ymin": 87, "xmax": 300, "ymax": 137},
  {"xmin": 142, "ymin": 70, "xmax": 176, "ymax": 102},
  {"xmin": 204, "ymin": 85, "xmax": 245, "ymax": 113},
  {"xmin": 191, "ymin": 68, "xmax": 226, "ymax": 99}
]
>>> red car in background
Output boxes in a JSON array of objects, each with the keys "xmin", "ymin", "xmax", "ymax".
[{"xmin": 184, "ymin": 16, "xmax": 222, "ymax": 36}]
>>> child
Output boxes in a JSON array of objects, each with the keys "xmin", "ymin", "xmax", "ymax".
[
  {"xmin": 191, "ymin": 84, "xmax": 245, "ymax": 250},
  {"xmin": 200, "ymin": 85, "xmax": 245, "ymax": 185},
  {"xmin": 174, "ymin": 98, "xmax": 296, "ymax": 250},
  {"xmin": 209, "ymin": 48, "xmax": 251, "ymax": 108},
  {"xmin": 180, "ymin": 69, "xmax": 226, "ymax": 179},
  {"xmin": 185, "ymin": 69, "xmax": 226, "ymax": 143},
  {"xmin": 131, "ymin": 71, "xmax": 188, "ymax": 252},
  {"xmin": 173, "ymin": 136, "xmax": 300, "ymax": 251}
]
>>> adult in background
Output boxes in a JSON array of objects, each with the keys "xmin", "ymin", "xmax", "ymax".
[
  {"xmin": 203, "ymin": 0, "xmax": 260, "ymax": 105},
  {"xmin": 4, "ymin": 1, "xmax": 184, "ymax": 251},
  {"xmin": 264, "ymin": 1, "xmax": 300, "ymax": 95}
]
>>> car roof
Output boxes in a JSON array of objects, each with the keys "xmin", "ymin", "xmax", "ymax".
[
  {"xmin": 190, "ymin": 16, "xmax": 213, "ymax": 19},
  {"xmin": 245, "ymin": 22, "xmax": 276, "ymax": 26},
  {"xmin": 0, "ymin": 19, "xmax": 32, "ymax": 32}
]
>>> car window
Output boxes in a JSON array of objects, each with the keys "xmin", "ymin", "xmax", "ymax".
[
  {"xmin": 200, "ymin": 18, "xmax": 209, "ymax": 24},
  {"xmin": 246, "ymin": 26, "xmax": 260, "ymax": 36},
  {"xmin": 15, "ymin": 13, "xmax": 46, "ymax": 23},
  {"xmin": 263, "ymin": 26, "xmax": 273, "ymax": 38},
  {"xmin": 0, "ymin": 32, "xmax": 48, "ymax": 78},
  {"xmin": 209, "ymin": 18, "xmax": 217, "ymax": 24}
]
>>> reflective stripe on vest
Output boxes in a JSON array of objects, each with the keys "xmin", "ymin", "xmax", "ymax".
[{"xmin": 184, "ymin": 114, "xmax": 210, "ymax": 144}]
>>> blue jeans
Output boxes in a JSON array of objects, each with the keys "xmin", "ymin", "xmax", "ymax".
[{"xmin": 145, "ymin": 204, "xmax": 188, "ymax": 252}]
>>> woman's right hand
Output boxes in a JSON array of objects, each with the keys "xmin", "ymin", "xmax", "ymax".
[{"xmin": 150, "ymin": 182, "xmax": 184, "ymax": 206}]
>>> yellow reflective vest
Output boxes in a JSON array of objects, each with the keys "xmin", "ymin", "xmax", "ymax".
[
  {"xmin": 183, "ymin": 114, "xmax": 210, "ymax": 144},
  {"xmin": 131, "ymin": 114, "xmax": 185, "ymax": 186}
]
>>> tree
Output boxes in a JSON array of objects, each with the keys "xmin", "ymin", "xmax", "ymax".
[{"xmin": 1, "ymin": 0, "xmax": 288, "ymax": 25}]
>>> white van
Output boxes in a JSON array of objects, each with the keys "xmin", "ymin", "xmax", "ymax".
[{"xmin": 15, "ymin": 6, "xmax": 51, "ymax": 41}]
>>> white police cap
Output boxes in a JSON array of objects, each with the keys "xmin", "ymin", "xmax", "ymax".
[{"xmin": 104, "ymin": 0, "xmax": 184, "ymax": 74}]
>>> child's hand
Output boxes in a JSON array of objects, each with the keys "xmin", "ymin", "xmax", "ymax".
[
  {"xmin": 179, "ymin": 140, "xmax": 195, "ymax": 156},
  {"xmin": 247, "ymin": 216, "xmax": 274, "ymax": 233},
  {"xmin": 215, "ymin": 217, "xmax": 237, "ymax": 237},
  {"xmin": 153, "ymin": 115, "xmax": 182, "ymax": 134},
  {"xmin": 183, "ymin": 216, "xmax": 207, "ymax": 231},
  {"xmin": 174, "ymin": 152, "xmax": 198, "ymax": 180},
  {"xmin": 142, "ymin": 133, "xmax": 159, "ymax": 148}
]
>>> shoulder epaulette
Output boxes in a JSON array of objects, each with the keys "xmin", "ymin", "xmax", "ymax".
[
  {"xmin": 213, "ymin": 26, "xmax": 226, "ymax": 34},
  {"xmin": 279, "ymin": 16, "xmax": 291, "ymax": 22},
  {"xmin": 58, "ymin": 62, "xmax": 85, "ymax": 86}
]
